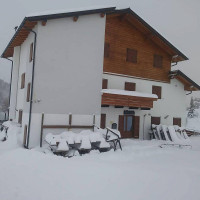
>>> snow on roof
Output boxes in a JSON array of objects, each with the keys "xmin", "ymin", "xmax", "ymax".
[
  {"xmin": 102, "ymin": 89, "xmax": 158, "ymax": 99},
  {"xmin": 27, "ymin": 6, "xmax": 115, "ymax": 17}
]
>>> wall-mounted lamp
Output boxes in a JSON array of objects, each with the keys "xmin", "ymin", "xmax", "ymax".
[{"xmin": 164, "ymin": 115, "xmax": 169, "ymax": 119}]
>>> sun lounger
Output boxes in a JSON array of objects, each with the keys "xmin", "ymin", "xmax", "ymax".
[
  {"xmin": 160, "ymin": 126, "xmax": 192, "ymax": 148},
  {"xmin": 161, "ymin": 125, "xmax": 172, "ymax": 141},
  {"xmin": 151, "ymin": 124, "xmax": 160, "ymax": 140}
]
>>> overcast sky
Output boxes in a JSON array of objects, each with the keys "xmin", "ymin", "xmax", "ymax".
[{"xmin": 0, "ymin": 0, "xmax": 199, "ymax": 90}]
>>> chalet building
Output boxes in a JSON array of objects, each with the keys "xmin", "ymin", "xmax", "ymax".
[{"xmin": 1, "ymin": 7, "xmax": 200, "ymax": 148}]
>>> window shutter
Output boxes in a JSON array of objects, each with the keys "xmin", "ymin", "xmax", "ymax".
[
  {"xmin": 133, "ymin": 116, "xmax": 140, "ymax": 138},
  {"xmin": 173, "ymin": 118, "xmax": 181, "ymax": 127},
  {"xmin": 23, "ymin": 125, "xmax": 28, "ymax": 146},
  {"xmin": 125, "ymin": 82, "xmax": 136, "ymax": 91},
  {"xmin": 102, "ymin": 79, "xmax": 108, "ymax": 89},
  {"xmin": 126, "ymin": 48, "xmax": 137, "ymax": 63},
  {"xmin": 104, "ymin": 43, "xmax": 110, "ymax": 58},
  {"xmin": 153, "ymin": 54, "xmax": 163, "ymax": 68},
  {"xmin": 18, "ymin": 110, "xmax": 23, "ymax": 124},
  {"xmin": 21, "ymin": 73, "xmax": 25, "ymax": 89},
  {"xmin": 118, "ymin": 115, "xmax": 124, "ymax": 133},
  {"xmin": 26, "ymin": 83, "xmax": 31, "ymax": 102},
  {"xmin": 152, "ymin": 86, "xmax": 162, "ymax": 99},
  {"xmin": 100, "ymin": 114, "xmax": 106, "ymax": 129},
  {"xmin": 29, "ymin": 43, "xmax": 33, "ymax": 62},
  {"xmin": 151, "ymin": 117, "xmax": 161, "ymax": 125}
]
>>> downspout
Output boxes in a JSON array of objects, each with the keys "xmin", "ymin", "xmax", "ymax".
[
  {"xmin": 24, "ymin": 27, "xmax": 37, "ymax": 149},
  {"xmin": 5, "ymin": 58, "xmax": 13, "ymax": 120}
]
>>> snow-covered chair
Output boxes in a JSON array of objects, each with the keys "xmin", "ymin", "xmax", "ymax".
[
  {"xmin": 161, "ymin": 125, "xmax": 172, "ymax": 141},
  {"xmin": 0, "ymin": 125, "xmax": 9, "ymax": 142},
  {"xmin": 102, "ymin": 128, "xmax": 122, "ymax": 151},
  {"xmin": 152, "ymin": 124, "xmax": 165, "ymax": 140},
  {"xmin": 45, "ymin": 133, "xmax": 70, "ymax": 156},
  {"xmin": 160, "ymin": 126, "xmax": 191, "ymax": 148}
]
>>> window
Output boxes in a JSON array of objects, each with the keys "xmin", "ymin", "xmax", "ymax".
[
  {"xmin": 104, "ymin": 43, "xmax": 110, "ymax": 58},
  {"xmin": 152, "ymin": 86, "xmax": 162, "ymax": 99},
  {"xmin": 26, "ymin": 83, "xmax": 31, "ymax": 102},
  {"xmin": 100, "ymin": 114, "xmax": 106, "ymax": 129},
  {"xmin": 18, "ymin": 110, "xmax": 23, "ymax": 124},
  {"xmin": 173, "ymin": 118, "xmax": 181, "ymax": 127},
  {"xmin": 21, "ymin": 73, "xmax": 25, "ymax": 89},
  {"xmin": 125, "ymin": 82, "xmax": 136, "ymax": 91},
  {"xmin": 102, "ymin": 79, "xmax": 108, "ymax": 89},
  {"xmin": 29, "ymin": 43, "xmax": 33, "ymax": 62},
  {"xmin": 126, "ymin": 48, "xmax": 137, "ymax": 63},
  {"xmin": 153, "ymin": 54, "xmax": 163, "ymax": 68},
  {"xmin": 151, "ymin": 117, "xmax": 161, "ymax": 125}
]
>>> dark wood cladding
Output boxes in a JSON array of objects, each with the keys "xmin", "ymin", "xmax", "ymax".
[
  {"xmin": 103, "ymin": 15, "xmax": 171, "ymax": 82},
  {"xmin": 102, "ymin": 93, "xmax": 157, "ymax": 108}
]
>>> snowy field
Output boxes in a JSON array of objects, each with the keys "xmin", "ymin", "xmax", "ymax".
[{"xmin": 0, "ymin": 123, "xmax": 200, "ymax": 200}]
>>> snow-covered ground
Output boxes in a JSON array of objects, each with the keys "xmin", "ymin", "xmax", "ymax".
[{"xmin": 0, "ymin": 122, "xmax": 200, "ymax": 200}]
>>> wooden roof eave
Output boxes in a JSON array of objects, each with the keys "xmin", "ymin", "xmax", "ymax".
[
  {"xmin": 1, "ymin": 19, "xmax": 37, "ymax": 58},
  {"xmin": 170, "ymin": 70, "xmax": 200, "ymax": 91}
]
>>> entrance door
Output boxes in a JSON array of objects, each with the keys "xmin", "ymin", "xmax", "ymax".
[
  {"xmin": 119, "ymin": 115, "xmax": 134, "ymax": 138},
  {"xmin": 118, "ymin": 115, "xmax": 140, "ymax": 138}
]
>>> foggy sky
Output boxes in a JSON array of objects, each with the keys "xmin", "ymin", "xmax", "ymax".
[{"xmin": 0, "ymin": 0, "xmax": 199, "ymax": 88}]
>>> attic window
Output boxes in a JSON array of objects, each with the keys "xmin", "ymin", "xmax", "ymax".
[
  {"xmin": 154, "ymin": 54, "xmax": 163, "ymax": 68},
  {"xmin": 126, "ymin": 48, "xmax": 137, "ymax": 63}
]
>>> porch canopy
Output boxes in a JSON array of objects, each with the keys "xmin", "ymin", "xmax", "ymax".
[{"xmin": 101, "ymin": 89, "xmax": 158, "ymax": 109}]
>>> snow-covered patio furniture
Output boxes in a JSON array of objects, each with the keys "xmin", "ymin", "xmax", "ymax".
[
  {"xmin": 78, "ymin": 130, "xmax": 111, "ymax": 153},
  {"xmin": 97, "ymin": 127, "xmax": 122, "ymax": 151},
  {"xmin": 151, "ymin": 124, "xmax": 160, "ymax": 140},
  {"xmin": 160, "ymin": 126, "xmax": 192, "ymax": 148},
  {"xmin": 45, "ymin": 133, "xmax": 69, "ymax": 156},
  {"xmin": 0, "ymin": 125, "xmax": 9, "ymax": 142}
]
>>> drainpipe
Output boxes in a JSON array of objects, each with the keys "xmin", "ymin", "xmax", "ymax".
[
  {"xmin": 5, "ymin": 58, "xmax": 13, "ymax": 120},
  {"xmin": 24, "ymin": 27, "xmax": 37, "ymax": 149}
]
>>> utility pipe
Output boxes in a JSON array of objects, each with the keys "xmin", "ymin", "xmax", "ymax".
[
  {"xmin": 4, "ymin": 58, "xmax": 13, "ymax": 119},
  {"xmin": 23, "ymin": 27, "xmax": 37, "ymax": 149}
]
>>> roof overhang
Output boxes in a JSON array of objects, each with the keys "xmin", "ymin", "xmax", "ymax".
[
  {"xmin": 169, "ymin": 70, "xmax": 200, "ymax": 91},
  {"xmin": 1, "ymin": 7, "xmax": 188, "ymax": 62},
  {"xmin": 1, "ymin": 7, "xmax": 116, "ymax": 58},
  {"xmin": 102, "ymin": 89, "xmax": 158, "ymax": 108}
]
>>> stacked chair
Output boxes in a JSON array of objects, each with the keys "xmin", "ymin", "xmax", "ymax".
[
  {"xmin": 44, "ymin": 129, "xmax": 120, "ymax": 157},
  {"xmin": 151, "ymin": 124, "xmax": 192, "ymax": 148}
]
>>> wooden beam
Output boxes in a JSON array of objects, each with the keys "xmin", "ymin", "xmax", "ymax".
[
  {"xmin": 100, "ymin": 13, "xmax": 105, "ymax": 18},
  {"xmin": 41, "ymin": 20, "xmax": 47, "ymax": 26},
  {"xmin": 73, "ymin": 16, "xmax": 79, "ymax": 22}
]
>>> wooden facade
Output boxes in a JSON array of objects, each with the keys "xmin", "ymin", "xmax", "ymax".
[
  {"xmin": 103, "ymin": 15, "xmax": 172, "ymax": 82},
  {"xmin": 102, "ymin": 93, "xmax": 157, "ymax": 108}
]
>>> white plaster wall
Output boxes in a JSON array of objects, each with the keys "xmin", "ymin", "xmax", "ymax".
[
  {"xmin": 9, "ymin": 46, "xmax": 21, "ymax": 120},
  {"xmin": 26, "ymin": 113, "xmax": 100, "ymax": 147},
  {"xmin": 102, "ymin": 73, "xmax": 187, "ymax": 139},
  {"xmin": 32, "ymin": 14, "xmax": 106, "ymax": 115},
  {"xmin": 25, "ymin": 14, "xmax": 105, "ymax": 147}
]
